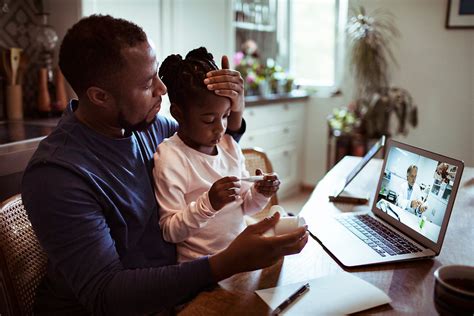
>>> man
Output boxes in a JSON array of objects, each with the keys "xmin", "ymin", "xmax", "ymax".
[
  {"xmin": 435, "ymin": 162, "xmax": 455, "ymax": 183},
  {"xmin": 396, "ymin": 165, "xmax": 427, "ymax": 216},
  {"xmin": 22, "ymin": 15, "xmax": 308, "ymax": 315}
]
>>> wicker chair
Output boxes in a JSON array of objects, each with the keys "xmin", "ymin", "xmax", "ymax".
[
  {"xmin": 242, "ymin": 147, "xmax": 279, "ymax": 222},
  {"xmin": 0, "ymin": 194, "xmax": 47, "ymax": 316}
]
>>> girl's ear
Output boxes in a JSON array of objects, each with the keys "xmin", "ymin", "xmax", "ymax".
[{"xmin": 170, "ymin": 103, "xmax": 184, "ymax": 123}]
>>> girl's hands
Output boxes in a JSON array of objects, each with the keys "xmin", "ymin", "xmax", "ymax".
[
  {"xmin": 254, "ymin": 169, "xmax": 280, "ymax": 197},
  {"xmin": 209, "ymin": 176, "xmax": 241, "ymax": 211}
]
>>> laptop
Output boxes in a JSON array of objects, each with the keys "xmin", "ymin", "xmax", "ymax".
[
  {"xmin": 311, "ymin": 139, "xmax": 464, "ymax": 267},
  {"xmin": 329, "ymin": 136, "xmax": 385, "ymax": 204}
]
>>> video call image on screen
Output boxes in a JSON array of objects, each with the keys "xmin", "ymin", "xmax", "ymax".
[{"xmin": 376, "ymin": 147, "xmax": 458, "ymax": 243}]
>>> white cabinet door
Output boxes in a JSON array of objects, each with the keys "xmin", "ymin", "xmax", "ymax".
[
  {"xmin": 268, "ymin": 144, "xmax": 300, "ymax": 199},
  {"xmin": 244, "ymin": 103, "xmax": 304, "ymax": 128},
  {"xmin": 163, "ymin": 0, "xmax": 234, "ymax": 61},
  {"xmin": 241, "ymin": 102, "xmax": 306, "ymax": 199},
  {"xmin": 240, "ymin": 123, "xmax": 300, "ymax": 150}
]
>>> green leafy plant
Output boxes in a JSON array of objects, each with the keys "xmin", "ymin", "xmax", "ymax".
[
  {"xmin": 347, "ymin": 6, "xmax": 399, "ymax": 98},
  {"xmin": 346, "ymin": 6, "xmax": 417, "ymax": 137}
]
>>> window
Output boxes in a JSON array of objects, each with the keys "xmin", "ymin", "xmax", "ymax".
[{"xmin": 287, "ymin": 0, "xmax": 347, "ymax": 90}]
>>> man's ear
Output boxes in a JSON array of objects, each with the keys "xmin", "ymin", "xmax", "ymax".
[
  {"xmin": 170, "ymin": 103, "xmax": 183, "ymax": 123},
  {"xmin": 85, "ymin": 86, "xmax": 111, "ymax": 107}
]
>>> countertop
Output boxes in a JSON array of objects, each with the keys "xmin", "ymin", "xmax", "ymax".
[
  {"xmin": 245, "ymin": 90, "xmax": 309, "ymax": 107},
  {"xmin": 0, "ymin": 119, "xmax": 60, "ymax": 144},
  {"xmin": 0, "ymin": 118, "xmax": 60, "ymax": 151}
]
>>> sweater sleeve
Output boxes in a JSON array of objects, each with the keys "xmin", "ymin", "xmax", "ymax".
[
  {"xmin": 225, "ymin": 118, "xmax": 246, "ymax": 143},
  {"xmin": 22, "ymin": 164, "xmax": 214, "ymax": 316},
  {"xmin": 153, "ymin": 146, "xmax": 218, "ymax": 243}
]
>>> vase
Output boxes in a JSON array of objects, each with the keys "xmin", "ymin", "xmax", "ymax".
[{"xmin": 35, "ymin": 12, "xmax": 58, "ymax": 71}]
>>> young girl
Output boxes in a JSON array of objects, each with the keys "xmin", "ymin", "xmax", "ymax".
[{"xmin": 153, "ymin": 47, "xmax": 280, "ymax": 262}]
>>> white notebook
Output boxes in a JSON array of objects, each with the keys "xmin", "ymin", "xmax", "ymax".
[{"xmin": 255, "ymin": 272, "xmax": 391, "ymax": 315}]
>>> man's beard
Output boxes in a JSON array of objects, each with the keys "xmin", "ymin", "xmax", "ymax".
[{"xmin": 118, "ymin": 110, "xmax": 156, "ymax": 135}]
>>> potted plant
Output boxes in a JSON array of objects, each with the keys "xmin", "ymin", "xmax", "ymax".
[
  {"xmin": 346, "ymin": 6, "xmax": 418, "ymax": 138},
  {"xmin": 234, "ymin": 40, "xmax": 293, "ymax": 96}
]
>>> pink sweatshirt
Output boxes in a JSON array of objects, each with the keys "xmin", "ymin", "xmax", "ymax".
[{"xmin": 153, "ymin": 133, "xmax": 269, "ymax": 262}]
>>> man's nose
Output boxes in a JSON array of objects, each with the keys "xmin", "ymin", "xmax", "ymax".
[{"xmin": 153, "ymin": 76, "xmax": 167, "ymax": 96}]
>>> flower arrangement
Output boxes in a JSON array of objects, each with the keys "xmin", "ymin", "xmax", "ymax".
[
  {"xmin": 328, "ymin": 106, "xmax": 360, "ymax": 136},
  {"xmin": 233, "ymin": 42, "xmax": 293, "ymax": 96}
]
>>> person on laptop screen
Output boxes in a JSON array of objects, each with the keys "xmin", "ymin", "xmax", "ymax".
[{"xmin": 396, "ymin": 165, "xmax": 428, "ymax": 216}]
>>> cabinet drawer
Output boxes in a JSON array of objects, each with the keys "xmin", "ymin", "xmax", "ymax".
[
  {"xmin": 244, "ymin": 103, "xmax": 305, "ymax": 129},
  {"xmin": 240, "ymin": 124, "xmax": 301, "ymax": 150},
  {"xmin": 267, "ymin": 145, "xmax": 300, "ymax": 199}
]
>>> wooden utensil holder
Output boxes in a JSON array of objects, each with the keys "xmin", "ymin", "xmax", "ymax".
[
  {"xmin": 6, "ymin": 84, "xmax": 23, "ymax": 120},
  {"xmin": 38, "ymin": 68, "xmax": 51, "ymax": 113},
  {"xmin": 54, "ymin": 68, "xmax": 68, "ymax": 111}
]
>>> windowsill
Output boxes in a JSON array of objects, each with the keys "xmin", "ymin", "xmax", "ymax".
[{"xmin": 296, "ymin": 84, "xmax": 343, "ymax": 99}]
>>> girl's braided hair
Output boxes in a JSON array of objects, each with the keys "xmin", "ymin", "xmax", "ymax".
[{"xmin": 159, "ymin": 47, "xmax": 219, "ymax": 107}]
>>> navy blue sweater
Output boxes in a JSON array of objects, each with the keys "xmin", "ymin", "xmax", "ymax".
[{"xmin": 22, "ymin": 101, "xmax": 243, "ymax": 315}]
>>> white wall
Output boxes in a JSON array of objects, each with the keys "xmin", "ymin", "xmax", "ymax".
[
  {"xmin": 80, "ymin": 0, "xmax": 233, "ymax": 62},
  {"xmin": 165, "ymin": 0, "xmax": 233, "ymax": 60},
  {"xmin": 472, "ymin": 32, "xmax": 474, "ymax": 169},
  {"xmin": 302, "ymin": 0, "xmax": 474, "ymax": 187},
  {"xmin": 82, "ymin": 0, "xmax": 161, "ymax": 53}
]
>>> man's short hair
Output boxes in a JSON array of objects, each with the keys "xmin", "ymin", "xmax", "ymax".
[
  {"xmin": 407, "ymin": 165, "xmax": 418, "ymax": 174},
  {"xmin": 59, "ymin": 14, "xmax": 147, "ymax": 97}
]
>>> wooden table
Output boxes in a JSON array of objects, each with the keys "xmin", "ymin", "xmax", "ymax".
[{"xmin": 179, "ymin": 157, "xmax": 474, "ymax": 315}]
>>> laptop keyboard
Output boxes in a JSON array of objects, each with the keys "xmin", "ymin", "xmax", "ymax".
[{"xmin": 336, "ymin": 214, "xmax": 423, "ymax": 257}]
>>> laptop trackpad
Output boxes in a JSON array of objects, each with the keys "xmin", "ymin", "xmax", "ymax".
[{"xmin": 312, "ymin": 215, "xmax": 380, "ymax": 267}]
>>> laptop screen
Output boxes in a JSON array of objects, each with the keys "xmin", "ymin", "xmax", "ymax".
[
  {"xmin": 375, "ymin": 145, "xmax": 461, "ymax": 243},
  {"xmin": 344, "ymin": 136, "xmax": 385, "ymax": 186}
]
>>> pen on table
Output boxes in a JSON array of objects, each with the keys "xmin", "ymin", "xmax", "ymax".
[{"xmin": 272, "ymin": 282, "xmax": 310, "ymax": 315}]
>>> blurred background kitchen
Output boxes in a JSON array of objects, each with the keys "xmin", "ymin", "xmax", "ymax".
[{"xmin": 1, "ymin": 0, "xmax": 473, "ymax": 207}]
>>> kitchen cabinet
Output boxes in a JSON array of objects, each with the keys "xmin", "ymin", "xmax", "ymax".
[
  {"xmin": 232, "ymin": 0, "xmax": 280, "ymax": 63},
  {"xmin": 240, "ymin": 99, "xmax": 307, "ymax": 200}
]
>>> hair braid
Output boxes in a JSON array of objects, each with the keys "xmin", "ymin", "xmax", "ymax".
[
  {"xmin": 159, "ymin": 47, "xmax": 219, "ymax": 108},
  {"xmin": 159, "ymin": 54, "xmax": 184, "ymax": 104}
]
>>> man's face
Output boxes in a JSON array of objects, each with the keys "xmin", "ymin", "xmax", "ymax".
[
  {"xmin": 110, "ymin": 41, "xmax": 167, "ymax": 131},
  {"xmin": 437, "ymin": 163, "xmax": 448, "ymax": 175},
  {"xmin": 407, "ymin": 168, "xmax": 417, "ymax": 186}
]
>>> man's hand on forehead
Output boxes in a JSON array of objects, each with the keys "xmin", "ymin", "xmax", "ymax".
[{"xmin": 204, "ymin": 55, "xmax": 244, "ymax": 112}]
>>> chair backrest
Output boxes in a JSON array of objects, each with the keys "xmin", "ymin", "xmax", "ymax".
[
  {"xmin": 242, "ymin": 147, "xmax": 279, "ymax": 221},
  {"xmin": 0, "ymin": 194, "xmax": 47, "ymax": 316}
]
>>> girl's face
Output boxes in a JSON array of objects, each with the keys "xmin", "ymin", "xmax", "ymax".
[{"xmin": 177, "ymin": 93, "xmax": 231, "ymax": 155}]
